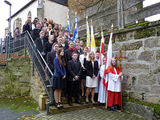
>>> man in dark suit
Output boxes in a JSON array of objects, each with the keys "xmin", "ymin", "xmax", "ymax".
[
  {"xmin": 47, "ymin": 42, "xmax": 59, "ymax": 73},
  {"xmin": 23, "ymin": 17, "xmax": 32, "ymax": 33},
  {"xmin": 67, "ymin": 52, "xmax": 82, "ymax": 106},
  {"xmin": 35, "ymin": 31, "xmax": 46, "ymax": 58},
  {"xmin": 32, "ymin": 22, "xmax": 41, "ymax": 41},
  {"xmin": 64, "ymin": 41, "xmax": 75, "ymax": 98},
  {"xmin": 64, "ymin": 30, "xmax": 72, "ymax": 49},
  {"xmin": 64, "ymin": 41, "xmax": 75, "ymax": 63}
]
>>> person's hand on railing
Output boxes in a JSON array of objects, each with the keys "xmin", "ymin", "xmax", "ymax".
[{"xmin": 62, "ymin": 76, "xmax": 66, "ymax": 79}]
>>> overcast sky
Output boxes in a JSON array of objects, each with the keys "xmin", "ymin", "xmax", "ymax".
[
  {"xmin": 0, "ymin": 0, "xmax": 30, "ymax": 38},
  {"xmin": 0, "ymin": 0, "xmax": 160, "ymax": 39}
]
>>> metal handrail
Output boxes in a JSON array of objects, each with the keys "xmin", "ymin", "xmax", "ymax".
[
  {"xmin": 25, "ymin": 31, "xmax": 53, "ymax": 115},
  {"xmin": 26, "ymin": 31, "xmax": 53, "ymax": 77}
]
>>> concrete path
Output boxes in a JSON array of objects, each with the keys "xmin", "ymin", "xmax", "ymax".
[
  {"xmin": 0, "ymin": 108, "xmax": 38, "ymax": 120},
  {"xmin": 21, "ymin": 107, "xmax": 145, "ymax": 120}
]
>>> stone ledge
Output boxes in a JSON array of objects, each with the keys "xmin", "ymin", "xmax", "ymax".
[{"xmin": 124, "ymin": 102, "xmax": 160, "ymax": 120}]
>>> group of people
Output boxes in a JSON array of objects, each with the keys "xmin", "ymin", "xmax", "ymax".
[{"xmin": 23, "ymin": 16, "xmax": 123, "ymax": 111}]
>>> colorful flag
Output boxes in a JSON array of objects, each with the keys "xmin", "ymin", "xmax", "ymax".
[
  {"xmin": 67, "ymin": 10, "xmax": 70, "ymax": 38},
  {"xmin": 103, "ymin": 24, "xmax": 113, "ymax": 89},
  {"xmin": 72, "ymin": 12, "xmax": 78, "ymax": 43},
  {"xmin": 90, "ymin": 19, "xmax": 96, "ymax": 53},
  {"xmin": 100, "ymin": 27, "xmax": 105, "ymax": 66},
  {"xmin": 86, "ymin": 16, "xmax": 90, "ymax": 47}
]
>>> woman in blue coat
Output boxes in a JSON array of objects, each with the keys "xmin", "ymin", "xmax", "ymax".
[{"xmin": 53, "ymin": 48, "xmax": 66, "ymax": 109}]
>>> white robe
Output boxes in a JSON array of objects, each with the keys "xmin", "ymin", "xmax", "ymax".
[
  {"xmin": 107, "ymin": 68, "xmax": 121, "ymax": 92},
  {"xmin": 98, "ymin": 65, "xmax": 106, "ymax": 103},
  {"xmin": 95, "ymin": 58, "xmax": 100, "ymax": 93}
]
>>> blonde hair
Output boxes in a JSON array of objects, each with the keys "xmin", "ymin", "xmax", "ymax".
[
  {"xmin": 39, "ymin": 31, "xmax": 45, "ymax": 35},
  {"xmin": 88, "ymin": 52, "xmax": 95, "ymax": 61},
  {"xmin": 83, "ymin": 46, "xmax": 88, "ymax": 50}
]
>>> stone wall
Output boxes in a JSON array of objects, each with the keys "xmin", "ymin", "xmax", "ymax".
[
  {"xmin": 102, "ymin": 21, "xmax": 160, "ymax": 104},
  {"xmin": 30, "ymin": 62, "xmax": 45, "ymax": 102},
  {"xmin": 0, "ymin": 58, "xmax": 31, "ymax": 97},
  {"xmin": 0, "ymin": 57, "xmax": 45, "ymax": 104},
  {"xmin": 69, "ymin": 0, "xmax": 142, "ymax": 37},
  {"xmin": 69, "ymin": 0, "xmax": 117, "ymax": 36}
]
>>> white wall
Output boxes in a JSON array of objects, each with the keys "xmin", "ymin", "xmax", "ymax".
[
  {"xmin": 11, "ymin": 0, "xmax": 38, "ymax": 34},
  {"xmin": 44, "ymin": 0, "xmax": 68, "ymax": 27}
]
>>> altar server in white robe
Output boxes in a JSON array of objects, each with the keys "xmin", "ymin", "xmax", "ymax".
[
  {"xmin": 105, "ymin": 58, "xmax": 122, "ymax": 111},
  {"xmin": 98, "ymin": 57, "xmax": 106, "ymax": 103}
]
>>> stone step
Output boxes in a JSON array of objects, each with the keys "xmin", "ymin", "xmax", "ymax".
[
  {"xmin": 46, "ymin": 97, "xmax": 86, "ymax": 104},
  {"xmin": 0, "ymin": 61, "xmax": 6, "ymax": 66},
  {"xmin": 49, "ymin": 102, "xmax": 99, "ymax": 115}
]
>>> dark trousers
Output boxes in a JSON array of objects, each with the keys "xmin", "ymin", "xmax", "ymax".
[{"xmin": 68, "ymin": 80, "xmax": 80, "ymax": 102}]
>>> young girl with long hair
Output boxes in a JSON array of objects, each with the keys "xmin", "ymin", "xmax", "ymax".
[{"xmin": 53, "ymin": 48, "xmax": 66, "ymax": 109}]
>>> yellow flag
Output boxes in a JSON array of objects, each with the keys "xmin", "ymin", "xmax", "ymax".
[
  {"xmin": 86, "ymin": 16, "xmax": 90, "ymax": 47},
  {"xmin": 91, "ymin": 19, "xmax": 96, "ymax": 53}
]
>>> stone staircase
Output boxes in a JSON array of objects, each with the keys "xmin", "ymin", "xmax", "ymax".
[{"xmin": 44, "ymin": 96, "xmax": 99, "ymax": 115}]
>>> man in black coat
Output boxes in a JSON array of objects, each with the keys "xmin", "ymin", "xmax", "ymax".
[
  {"xmin": 23, "ymin": 18, "xmax": 32, "ymax": 33},
  {"xmin": 64, "ymin": 41, "xmax": 75, "ymax": 98},
  {"xmin": 35, "ymin": 31, "xmax": 46, "ymax": 58},
  {"xmin": 47, "ymin": 42, "xmax": 59, "ymax": 73},
  {"xmin": 64, "ymin": 30, "xmax": 72, "ymax": 49},
  {"xmin": 32, "ymin": 22, "xmax": 41, "ymax": 41},
  {"xmin": 64, "ymin": 41, "xmax": 75, "ymax": 63},
  {"xmin": 67, "ymin": 52, "xmax": 82, "ymax": 106}
]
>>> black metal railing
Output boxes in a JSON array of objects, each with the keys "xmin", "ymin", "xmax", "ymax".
[
  {"xmin": 4, "ymin": 31, "xmax": 53, "ymax": 115},
  {"xmin": 25, "ymin": 31, "xmax": 53, "ymax": 115}
]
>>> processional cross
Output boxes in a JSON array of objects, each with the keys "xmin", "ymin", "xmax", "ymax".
[
  {"xmin": 115, "ymin": 49, "xmax": 127, "ymax": 112},
  {"xmin": 115, "ymin": 49, "xmax": 127, "ymax": 71}
]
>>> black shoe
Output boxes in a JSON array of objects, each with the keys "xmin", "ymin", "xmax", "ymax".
[
  {"xmin": 75, "ymin": 100, "xmax": 83, "ymax": 105},
  {"xmin": 108, "ymin": 107, "xmax": 115, "ymax": 111},
  {"xmin": 58, "ymin": 102, "xmax": 64, "ymax": 109},
  {"xmin": 91, "ymin": 100, "xmax": 96, "ymax": 104},
  {"xmin": 68, "ymin": 101, "xmax": 72, "ymax": 106},
  {"xmin": 113, "ymin": 105, "xmax": 118, "ymax": 110},
  {"xmin": 82, "ymin": 95, "xmax": 85, "ymax": 98},
  {"xmin": 117, "ymin": 106, "xmax": 121, "ymax": 110},
  {"xmin": 55, "ymin": 102, "xmax": 60, "ymax": 109}
]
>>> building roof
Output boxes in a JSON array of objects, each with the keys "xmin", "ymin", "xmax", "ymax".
[
  {"xmin": 9, "ymin": 0, "xmax": 68, "ymax": 20},
  {"xmin": 9, "ymin": 0, "xmax": 35, "ymax": 20},
  {"xmin": 50, "ymin": 0, "xmax": 68, "ymax": 6}
]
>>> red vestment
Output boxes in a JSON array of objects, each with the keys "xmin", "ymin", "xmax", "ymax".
[{"xmin": 105, "ymin": 66, "xmax": 121, "ymax": 107}]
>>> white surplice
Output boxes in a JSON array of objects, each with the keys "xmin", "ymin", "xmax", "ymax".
[{"xmin": 98, "ymin": 65, "xmax": 106, "ymax": 103}]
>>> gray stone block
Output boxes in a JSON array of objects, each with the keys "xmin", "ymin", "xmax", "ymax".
[
  {"xmin": 127, "ymin": 51, "xmax": 137, "ymax": 62},
  {"xmin": 138, "ymin": 50, "xmax": 155, "ymax": 62},
  {"xmin": 156, "ymin": 50, "xmax": 160, "ymax": 61},
  {"xmin": 122, "ymin": 41, "xmax": 143, "ymax": 50},
  {"xmin": 138, "ymin": 74, "xmax": 156, "ymax": 85},
  {"xmin": 144, "ymin": 37, "xmax": 160, "ymax": 48},
  {"xmin": 124, "ymin": 102, "xmax": 154, "ymax": 120},
  {"xmin": 123, "ymin": 63, "xmax": 149, "ymax": 74}
]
